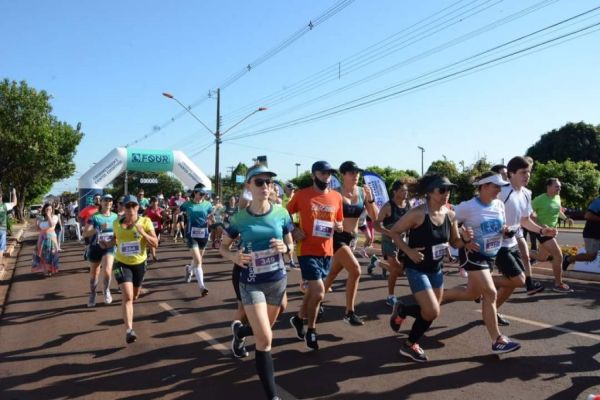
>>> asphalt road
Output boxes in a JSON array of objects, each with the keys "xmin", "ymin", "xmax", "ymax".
[{"xmin": 1, "ymin": 235, "xmax": 600, "ymax": 400}]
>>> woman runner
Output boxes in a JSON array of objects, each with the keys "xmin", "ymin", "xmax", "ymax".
[
  {"xmin": 388, "ymin": 174, "xmax": 470, "ymax": 362},
  {"xmin": 220, "ymin": 165, "xmax": 293, "ymax": 400}
]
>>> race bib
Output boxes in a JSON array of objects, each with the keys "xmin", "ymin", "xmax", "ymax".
[
  {"xmin": 483, "ymin": 236, "xmax": 502, "ymax": 253},
  {"xmin": 313, "ymin": 219, "xmax": 333, "ymax": 238},
  {"xmin": 251, "ymin": 248, "xmax": 284, "ymax": 274},
  {"xmin": 191, "ymin": 227, "xmax": 207, "ymax": 239},
  {"xmin": 98, "ymin": 232, "xmax": 114, "ymax": 242},
  {"xmin": 432, "ymin": 243, "xmax": 449, "ymax": 260},
  {"xmin": 120, "ymin": 241, "xmax": 141, "ymax": 256}
]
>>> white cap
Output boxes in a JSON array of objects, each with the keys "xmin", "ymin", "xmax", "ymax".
[{"xmin": 473, "ymin": 174, "xmax": 510, "ymax": 187}]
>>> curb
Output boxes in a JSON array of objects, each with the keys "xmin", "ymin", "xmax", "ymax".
[{"xmin": 0, "ymin": 226, "xmax": 28, "ymax": 319}]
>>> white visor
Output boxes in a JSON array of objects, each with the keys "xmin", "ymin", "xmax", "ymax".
[{"xmin": 474, "ymin": 174, "xmax": 510, "ymax": 187}]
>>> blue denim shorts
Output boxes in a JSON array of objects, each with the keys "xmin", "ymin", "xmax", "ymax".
[
  {"xmin": 405, "ymin": 267, "xmax": 444, "ymax": 293},
  {"xmin": 298, "ymin": 256, "xmax": 331, "ymax": 281},
  {"xmin": 0, "ymin": 229, "xmax": 6, "ymax": 252}
]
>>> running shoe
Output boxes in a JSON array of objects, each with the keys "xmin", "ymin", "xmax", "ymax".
[
  {"xmin": 184, "ymin": 265, "xmax": 193, "ymax": 283},
  {"xmin": 357, "ymin": 248, "xmax": 369, "ymax": 259},
  {"xmin": 200, "ymin": 287, "xmax": 209, "ymax": 297},
  {"xmin": 389, "ymin": 301, "xmax": 405, "ymax": 332},
  {"xmin": 562, "ymin": 254, "xmax": 571, "ymax": 271},
  {"xmin": 231, "ymin": 320, "xmax": 249, "ymax": 358},
  {"xmin": 399, "ymin": 341, "xmax": 428, "ymax": 362},
  {"xmin": 87, "ymin": 292, "xmax": 97, "ymax": 308},
  {"xmin": 552, "ymin": 283, "xmax": 574, "ymax": 293},
  {"xmin": 386, "ymin": 295, "xmax": 398, "ymax": 307},
  {"xmin": 343, "ymin": 311, "xmax": 364, "ymax": 326},
  {"xmin": 104, "ymin": 289, "xmax": 113, "ymax": 305},
  {"xmin": 492, "ymin": 336, "xmax": 521, "ymax": 354},
  {"xmin": 289, "ymin": 315, "xmax": 305, "ymax": 340},
  {"xmin": 497, "ymin": 313, "xmax": 510, "ymax": 326},
  {"xmin": 305, "ymin": 330, "xmax": 319, "ymax": 351},
  {"xmin": 526, "ymin": 280, "xmax": 545, "ymax": 295},
  {"xmin": 126, "ymin": 329, "xmax": 137, "ymax": 344},
  {"xmin": 367, "ymin": 255, "xmax": 378, "ymax": 274}
]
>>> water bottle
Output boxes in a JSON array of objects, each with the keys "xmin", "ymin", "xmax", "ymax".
[{"xmin": 243, "ymin": 242, "xmax": 253, "ymax": 266}]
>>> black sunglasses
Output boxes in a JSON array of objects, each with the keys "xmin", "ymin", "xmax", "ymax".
[
  {"xmin": 125, "ymin": 203, "xmax": 138, "ymax": 209},
  {"xmin": 253, "ymin": 178, "xmax": 273, "ymax": 187},
  {"xmin": 436, "ymin": 187, "xmax": 452, "ymax": 194}
]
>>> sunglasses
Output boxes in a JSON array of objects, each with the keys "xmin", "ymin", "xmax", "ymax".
[
  {"xmin": 125, "ymin": 203, "xmax": 138, "ymax": 209},
  {"xmin": 253, "ymin": 178, "xmax": 273, "ymax": 187},
  {"xmin": 436, "ymin": 187, "xmax": 452, "ymax": 194}
]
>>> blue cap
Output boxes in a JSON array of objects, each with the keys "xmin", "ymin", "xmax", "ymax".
[
  {"xmin": 193, "ymin": 183, "xmax": 207, "ymax": 194},
  {"xmin": 246, "ymin": 165, "xmax": 277, "ymax": 182},
  {"xmin": 312, "ymin": 161, "xmax": 337, "ymax": 174},
  {"xmin": 122, "ymin": 195, "xmax": 139, "ymax": 205},
  {"xmin": 101, "ymin": 194, "xmax": 113, "ymax": 200}
]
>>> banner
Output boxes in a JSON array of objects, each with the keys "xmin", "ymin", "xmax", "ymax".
[
  {"xmin": 329, "ymin": 175, "xmax": 341, "ymax": 190},
  {"xmin": 363, "ymin": 171, "xmax": 389, "ymax": 209},
  {"xmin": 235, "ymin": 175, "xmax": 245, "ymax": 184},
  {"xmin": 127, "ymin": 148, "xmax": 174, "ymax": 173}
]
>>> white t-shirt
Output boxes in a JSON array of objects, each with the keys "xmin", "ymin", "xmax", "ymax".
[
  {"xmin": 454, "ymin": 198, "xmax": 505, "ymax": 258},
  {"xmin": 498, "ymin": 185, "xmax": 532, "ymax": 248}
]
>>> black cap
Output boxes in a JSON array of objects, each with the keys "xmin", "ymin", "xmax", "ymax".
[
  {"xmin": 426, "ymin": 176, "xmax": 457, "ymax": 192},
  {"xmin": 311, "ymin": 161, "xmax": 337, "ymax": 174},
  {"xmin": 391, "ymin": 180, "xmax": 405, "ymax": 191},
  {"xmin": 339, "ymin": 161, "xmax": 364, "ymax": 174}
]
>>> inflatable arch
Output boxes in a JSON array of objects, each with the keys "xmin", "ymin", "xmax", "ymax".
[{"xmin": 78, "ymin": 147, "xmax": 212, "ymax": 209}]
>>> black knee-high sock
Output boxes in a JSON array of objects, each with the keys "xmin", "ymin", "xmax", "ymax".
[
  {"xmin": 255, "ymin": 350, "xmax": 277, "ymax": 399},
  {"xmin": 238, "ymin": 324, "xmax": 253, "ymax": 339},
  {"xmin": 408, "ymin": 315, "xmax": 433, "ymax": 344},
  {"xmin": 402, "ymin": 303, "xmax": 421, "ymax": 319}
]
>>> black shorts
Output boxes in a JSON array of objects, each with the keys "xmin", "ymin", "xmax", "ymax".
[
  {"xmin": 463, "ymin": 251, "xmax": 494, "ymax": 272},
  {"xmin": 495, "ymin": 246, "xmax": 525, "ymax": 278},
  {"xmin": 333, "ymin": 231, "xmax": 355, "ymax": 252},
  {"xmin": 209, "ymin": 223, "xmax": 225, "ymax": 232},
  {"xmin": 87, "ymin": 244, "xmax": 115, "ymax": 262},
  {"xmin": 232, "ymin": 264, "xmax": 242, "ymax": 301},
  {"xmin": 114, "ymin": 261, "xmax": 147, "ymax": 287},
  {"xmin": 532, "ymin": 232, "xmax": 555, "ymax": 245}
]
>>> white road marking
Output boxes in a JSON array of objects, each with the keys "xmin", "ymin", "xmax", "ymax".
[
  {"xmin": 475, "ymin": 310, "xmax": 600, "ymax": 341},
  {"xmin": 159, "ymin": 301, "xmax": 298, "ymax": 399}
]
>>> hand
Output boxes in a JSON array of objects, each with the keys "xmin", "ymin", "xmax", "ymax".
[
  {"xmin": 292, "ymin": 228, "xmax": 306, "ymax": 241},
  {"xmin": 406, "ymin": 247, "xmax": 425, "ymax": 264},
  {"xmin": 461, "ymin": 226, "xmax": 475, "ymax": 242},
  {"xmin": 363, "ymin": 185, "xmax": 374, "ymax": 202},
  {"xmin": 465, "ymin": 241, "xmax": 480, "ymax": 252},
  {"xmin": 135, "ymin": 223, "xmax": 145, "ymax": 235},
  {"xmin": 234, "ymin": 250, "xmax": 252, "ymax": 266},
  {"xmin": 270, "ymin": 238, "xmax": 287, "ymax": 254}
]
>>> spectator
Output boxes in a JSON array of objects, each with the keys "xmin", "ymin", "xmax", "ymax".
[{"xmin": 0, "ymin": 187, "xmax": 17, "ymax": 270}]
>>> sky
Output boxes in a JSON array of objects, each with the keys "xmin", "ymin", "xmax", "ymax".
[{"xmin": 2, "ymin": 0, "xmax": 599, "ymax": 194}]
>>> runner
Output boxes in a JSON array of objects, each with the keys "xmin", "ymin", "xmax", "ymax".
[
  {"xmin": 181, "ymin": 183, "xmax": 214, "ymax": 296},
  {"xmin": 443, "ymin": 172, "xmax": 521, "ymax": 354},
  {"xmin": 374, "ymin": 179, "xmax": 412, "ymax": 306},
  {"xmin": 495, "ymin": 156, "xmax": 557, "ymax": 325},
  {"xmin": 0, "ymin": 187, "xmax": 17, "ymax": 270},
  {"xmin": 106, "ymin": 194, "xmax": 158, "ymax": 343},
  {"xmin": 144, "ymin": 196, "xmax": 166, "ymax": 262},
  {"xmin": 137, "ymin": 189, "xmax": 150, "ymax": 214},
  {"xmin": 323, "ymin": 161, "xmax": 378, "ymax": 326},
  {"xmin": 83, "ymin": 194, "xmax": 118, "ymax": 307},
  {"xmin": 287, "ymin": 161, "xmax": 343, "ymax": 350},
  {"xmin": 220, "ymin": 164, "xmax": 293, "ymax": 400},
  {"xmin": 209, "ymin": 197, "xmax": 225, "ymax": 249},
  {"xmin": 531, "ymin": 178, "xmax": 572, "ymax": 292},
  {"xmin": 563, "ymin": 190, "xmax": 600, "ymax": 270},
  {"xmin": 388, "ymin": 174, "xmax": 469, "ymax": 362}
]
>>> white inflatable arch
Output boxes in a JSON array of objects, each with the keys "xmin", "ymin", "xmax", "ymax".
[{"xmin": 78, "ymin": 147, "xmax": 211, "ymax": 208}]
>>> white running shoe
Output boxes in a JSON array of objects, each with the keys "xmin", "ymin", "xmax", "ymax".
[
  {"xmin": 184, "ymin": 265, "xmax": 193, "ymax": 283},
  {"xmin": 104, "ymin": 289, "xmax": 113, "ymax": 304}
]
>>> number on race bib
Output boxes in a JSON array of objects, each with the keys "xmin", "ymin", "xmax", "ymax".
[
  {"xmin": 120, "ymin": 241, "xmax": 141, "ymax": 256},
  {"xmin": 251, "ymin": 248, "xmax": 284, "ymax": 274},
  {"xmin": 312, "ymin": 219, "xmax": 334, "ymax": 238},
  {"xmin": 484, "ymin": 236, "xmax": 502, "ymax": 253},
  {"xmin": 191, "ymin": 227, "xmax": 207, "ymax": 239},
  {"xmin": 98, "ymin": 232, "xmax": 114, "ymax": 242},
  {"xmin": 432, "ymin": 243, "xmax": 449, "ymax": 260}
]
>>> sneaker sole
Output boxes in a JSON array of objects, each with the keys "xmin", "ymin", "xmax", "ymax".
[
  {"xmin": 389, "ymin": 302, "xmax": 402, "ymax": 332},
  {"xmin": 527, "ymin": 286, "xmax": 544, "ymax": 295},
  {"xmin": 230, "ymin": 323, "xmax": 248, "ymax": 358},
  {"xmin": 305, "ymin": 342, "xmax": 319, "ymax": 351},
  {"xmin": 492, "ymin": 343, "xmax": 521, "ymax": 354},
  {"xmin": 126, "ymin": 335, "xmax": 137, "ymax": 344},
  {"xmin": 399, "ymin": 348, "xmax": 428, "ymax": 362}
]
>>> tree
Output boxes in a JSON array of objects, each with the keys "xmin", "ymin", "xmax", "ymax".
[
  {"xmin": 529, "ymin": 160, "xmax": 600, "ymax": 209},
  {"xmin": 453, "ymin": 157, "xmax": 492, "ymax": 204},
  {"xmin": 0, "ymin": 79, "xmax": 83, "ymax": 220},
  {"xmin": 526, "ymin": 122, "xmax": 600, "ymax": 166},
  {"xmin": 426, "ymin": 160, "xmax": 460, "ymax": 182}
]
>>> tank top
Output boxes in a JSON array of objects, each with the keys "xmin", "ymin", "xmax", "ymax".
[
  {"xmin": 381, "ymin": 199, "xmax": 410, "ymax": 247},
  {"xmin": 405, "ymin": 205, "xmax": 451, "ymax": 273},
  {"xmin": 338, "ymin": 187, "xmax": 365, "ymax": 218}
]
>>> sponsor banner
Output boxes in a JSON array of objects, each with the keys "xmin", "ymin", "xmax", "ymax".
[
  {"xmin": 127, "ymin": 148, "xmax": 174, "ymax": 172},
  {"xmin": 235, "ymin": 175, "xmax": 245, "ymax": 184},
  {"xmin": 329, "ymin": 175, "xmax": 341, "ymax": 190},
  {"xmin": 363, "ymin": 171, "xmax": 389, "ymax": 210}
]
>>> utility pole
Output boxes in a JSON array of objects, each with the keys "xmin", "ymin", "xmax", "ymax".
[
  {"xmin": 215, "ymin": 88, "xmax": 221, "ymax": 199},
  {"xmin": 418, "ymin": 146, "xmax": 425, "ymax": 176}
]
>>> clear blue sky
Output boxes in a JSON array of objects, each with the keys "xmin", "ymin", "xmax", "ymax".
[{"xmin": 2, "ymin": 0, "xmax": 599, "ymax": 194}]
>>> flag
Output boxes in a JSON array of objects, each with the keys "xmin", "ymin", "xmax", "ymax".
[
  {"xmin": 329, "ymin": 175, "xmax": 341, "ymax": 190},
  {"xmin": 363, "ymin": 171, "xmax": 389, "ymax": 209}
]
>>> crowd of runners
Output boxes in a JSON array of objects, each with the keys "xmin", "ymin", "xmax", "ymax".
[{"xmin": 9, "ymin": 154, "xmax": 599, "ymax": 400}]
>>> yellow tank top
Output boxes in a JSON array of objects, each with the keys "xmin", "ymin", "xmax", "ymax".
[{"xmin": 113, "ymin": 216, "xmax": 154, "ymax": 265}]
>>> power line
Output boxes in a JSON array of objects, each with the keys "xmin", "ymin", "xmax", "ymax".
[{"xmin": 223, "ymin": 17, "xmax": 600, "ymax": 143}]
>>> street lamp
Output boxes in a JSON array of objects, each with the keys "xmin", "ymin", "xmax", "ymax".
[
  {"xmin": 417, "ymin": 146, "xmax": 425, "ymax": 176},
  {"xmin": 162, "ymin": 91, "xmax": 266, "ymax": 198},
  {"xmin": 295, "ymin": 163, "xmax": 301, "ymax": 178}
]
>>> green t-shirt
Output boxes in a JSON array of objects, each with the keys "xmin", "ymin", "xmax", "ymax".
[{"xmin": 532, "ymin": 193, "xmax": 561, "ymax": 228}]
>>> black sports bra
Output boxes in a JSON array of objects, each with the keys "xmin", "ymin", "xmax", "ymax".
[{"xmin": 338, "ymin": 187, "xmax": 365, "ymax": 218}]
